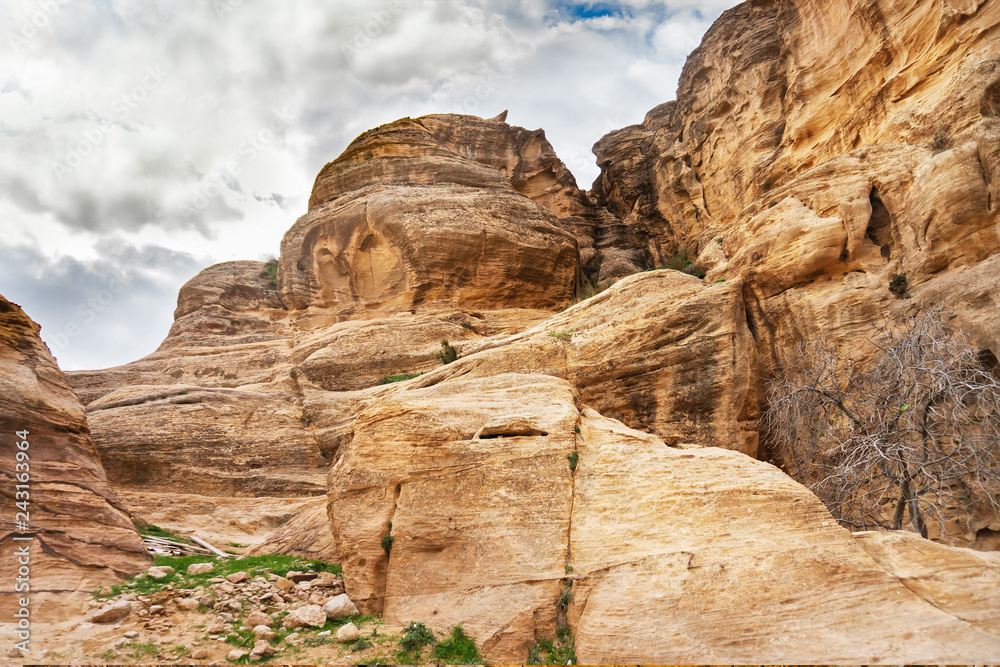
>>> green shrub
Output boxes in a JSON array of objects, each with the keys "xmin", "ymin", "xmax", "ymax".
[
  {"xmin": 381, "ymin": 533, "xmax": 394, "ymax": 556},
  {"xmin": 260, "ymin": 257, "xmax": 279, "ymax": 288},
  {"xmin": 396, "ymin": 621, "xmax": 437, "ymax": 663},
  {"xmin": 567, "ymin": 452, "xmax": 579, "ymax": 472},
  {"xmin": 664, "ymin": 247, "xmax": 692, "ymax": 271},
  {"xmin": 889, "ymin": 273, "xmax": 908, "ymax": 298},
  {"xmin": 527, "ymin": 630, "xmax": 576, "ymax": 666},
  {"xmin": 438, "ymin": 339, "xmax": 459, "ymax": 364},
  {"xmin": 432, "ymin": 626, "xmax": 484, "ymax": 665},
  {"xmin": 135, "ymin": 522, "xmax": 191, "ymax": 544}
]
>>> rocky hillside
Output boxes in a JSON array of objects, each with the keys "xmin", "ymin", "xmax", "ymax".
[{"xmin": 2, "ymin": 0, "xmax": 997, "ymax": 663}]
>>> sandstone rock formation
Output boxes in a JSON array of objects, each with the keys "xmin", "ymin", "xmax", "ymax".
[
  {"xmin": 282, "ymin": 114, "xmax": 581, "ymax": 315},
  {"xmin": 325, "ymin": 370, "xmax": 1000, "ymax": 663},
  {"xmin": 591, "ymin": 0, "xmax": 1000, "ymax": 546},
  {"xmin": 0, "ymin": 296, "xmax": 148, "ymax": 622},
  {"xmin": 413, "ymin": 270, "xmax": 759, "ymax": 455},
  {"xmin": 65, "ymin": 113, "xmax": 742, "ymax": 546}
]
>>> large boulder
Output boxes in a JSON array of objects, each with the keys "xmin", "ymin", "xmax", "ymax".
[{"xmin": 327, "ymin": 371, "xmax": 1000, "ymax": 664}]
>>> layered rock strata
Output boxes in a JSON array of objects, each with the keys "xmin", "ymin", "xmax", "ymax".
[
  {"xmin": 592, "ymin": 0, "xmax": 1000, "ymax": 546},
  {"xmin": 326, "ymin": 371, "xmax": 1000, "ymax": 664},
  {"xmin": 0, "ymin": 296, "xmax": 148, "ymax": 622}
]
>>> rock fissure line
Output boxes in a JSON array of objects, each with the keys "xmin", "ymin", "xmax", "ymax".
[{"xmin": 858, "ymin": 549, "xmax": 997, "ymax": 636}]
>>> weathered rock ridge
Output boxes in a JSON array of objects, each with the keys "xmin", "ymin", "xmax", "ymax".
[{"xmin": 0, "ymin": 296, "xmax": 149, "ymax": 622}]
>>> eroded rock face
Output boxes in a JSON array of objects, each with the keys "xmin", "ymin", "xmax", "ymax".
[
  {"xmin": 326, "ymin": 371, "xmax": 1000, "ymax": 664},
  {"xmin": 591, "ymin": 0, "xmax": 1000, "ymax": 546},
  {"xmin": 280, "ymin": 115, "xmax": 584, "ymax": 315},
  {"xmin": 422, "ymin": 270, "xmax": 759, "ymax": 456},
  {"xmin": 85, "ymin": 385, "xmax": 327, "ymax": 497},
  {"xmin": 592, "ymin": 0, "xmax": 1000, "ymax": 257},
  {"xmin": 0, "ymin": 296, "xmax": 148, "ymax": 622}
]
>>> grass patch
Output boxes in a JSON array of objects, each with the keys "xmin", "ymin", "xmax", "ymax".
[
  {"xmin": 95, "ymin": 554, "xmax": 341, "ymax": 600},
  {"xmin": 432, "ymin": 626, "xmax": 484, "ymax": 665},
  {"xmin": 548, "ymin": 330, "xmax": 574, "ymax": 340},
  {"xmin": 135, "ymin": 522, "xmax": 191, "ymax": 544},
  {"xmin": 226, "ymin": 627, "xmax": 257, "ymax": 649},
  {"xmin": 172, "ymin": 645, "xmax": 191, "ymax": 658},
  {"xmin": 378, "ymin": 372, "xmax": 424, "ymax": 385},
  {"xmin": 396, "ymin": 621, "xmax": 436, "ymax": 663},
  {"xmin": 527, "ymin": 628, "xmax": 576, "ymax": 666},
  {"xmin": 127, "ymin": 640, "xmax": 160, "ymax": 660}
]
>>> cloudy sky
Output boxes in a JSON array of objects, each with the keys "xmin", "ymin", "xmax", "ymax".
[{"xmin": 1, "ymin": 0, "xmax": 740, "ymax": 371}]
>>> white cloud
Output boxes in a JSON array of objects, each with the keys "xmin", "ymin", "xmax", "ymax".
[{"xmin": 0, "ymin": 0, "xmax": 740, "ymax": 370}]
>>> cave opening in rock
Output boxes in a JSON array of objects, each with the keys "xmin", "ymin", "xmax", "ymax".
[{"xmin": 866, "ymin": 187, "xmax": 893, "ymax": 260}]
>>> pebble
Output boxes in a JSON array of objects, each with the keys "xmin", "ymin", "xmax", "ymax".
[{"xmin": 337, "ymin": 622, "xmax": 360, "ymax": 642}]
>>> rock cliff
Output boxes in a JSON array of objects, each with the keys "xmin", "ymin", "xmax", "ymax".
[
  {"xmin": 592, "ymin": 0, "xmax": 1000, "ymax": 547},
  {"xmin": 0, "ymin": 296, "xmax": 149, "ymax": 622}
]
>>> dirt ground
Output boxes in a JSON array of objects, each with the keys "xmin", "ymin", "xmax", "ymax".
[{"xmin": 4, "ymin": 612, "xmax": 412, "ymax": 665}]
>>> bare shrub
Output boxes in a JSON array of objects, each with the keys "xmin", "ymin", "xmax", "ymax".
[{"xmin": 764, "ymin": 312, "xmax": 1000, "ymax": 537}]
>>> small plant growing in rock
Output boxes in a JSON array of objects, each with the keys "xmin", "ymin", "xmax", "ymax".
[
  {"xmin": 381, "ymin": 533, "xmax": 394, "ymax": 556},
  {"xmin": 260, "ymin": 257, "xmax": 279, "ymax": 288},
  {"xmin": 567, "ymin": 452, "xmax": 579, "ymax": 471},
  {"xmin": 557, "ymin": 581, "xmax": 573, "ymax": 611},
  {"xmin": 460, "ymin": 320, "xmax": 475, "ymax": 331},
  {"xmin": 378, "ymin": 372, "xmax": 424, "ymax": 385},
  {"xmin": 548, "ymin": 330, "xmax": 574, "ymax": 340},
  {"xmin": 929, "ymin": 128, "xmax": 949, "ymax": 152},
  {"xmin": 682, "ymin": 264, "xmax": 706, "ymax": 279},
  {"xmin": 438, "ymin": 339, "xmax": 459, "ymax": 364},
  {"xmin": 889, "ymin": 273, "xmax": 908, "ymax": 298},
  {"xmin": 664, "ymin": 247, "xmax": 691, "ymax": 271}
]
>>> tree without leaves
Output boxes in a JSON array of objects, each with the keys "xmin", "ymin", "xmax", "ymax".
[{"xmin": 764, "ymin": 312, "xmax": 1000, "ymax": 538}]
